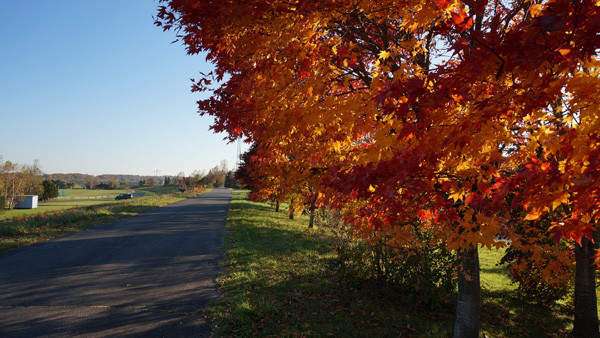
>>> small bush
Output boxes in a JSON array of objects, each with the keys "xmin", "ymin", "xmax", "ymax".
[
  {"xmin": 41, "ymin": 180, "xmax": 59, "ymax": 200},
  {"xmin": 500, "ymin": 242, "xmax": 573, "ymax": 304},
  {"xmin": 320, "ymin": 212, "xmax": 456, "ymax": 309}
]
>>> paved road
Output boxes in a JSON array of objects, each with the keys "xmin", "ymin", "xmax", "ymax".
[{"xmin": 0, "ymin": 188, "xmax": 231, "ymax": 337}]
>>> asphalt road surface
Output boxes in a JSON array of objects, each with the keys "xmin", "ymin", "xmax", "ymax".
[{"xmin": 0, "ymin": 188, "xmax": 231, "ymax": 337}]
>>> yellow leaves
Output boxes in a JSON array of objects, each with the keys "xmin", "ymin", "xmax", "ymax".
[
  {"xmin": 368, "ymin": 184, "xmax": 376, "ymax": 192},
  {"xmin": 563, "ymin": 114, "xmax": 575, "ymax": 125},
  {"xmin": 314, "ymin": 126, "xmax": 326, "ymax": 136},
  {"xmin": 558, "ymin": 160, "xmax": 567, "ymax": 173},
  {"xmin": 524, "ymin": 207, "xmax": 544, "ymax": 221},
  {"xmin": 529, "ymin": 4, "xmax": 544, "ymax": 17},
  {"xmin": 530, "ymin": 125, "xmax": 554, "ymax": 143},
  {"xmin": 581, "ymin": 214, "xmax": 592, "ymax": 224},
  {"xmin": 332, "ymin": 141, "xmax": 342, "ymax": 153},
  {"xmin": 455, "ymin": 159, "xmax": 471, "ymax": 172},
  {"xmin": 449, "ymin": 190, "xmax": 464, "ymax": 202},
  {"xmin": 552, "ymin": 192, "xmax": 570, "ymax": 210},
  {"xmin": 378, "ymin": 50, "xmax": 391, "ymax": 60}
]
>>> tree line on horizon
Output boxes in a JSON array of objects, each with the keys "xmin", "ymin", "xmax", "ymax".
[
  {"xmin": 0, "ymin": 155, "xmax": 239, "ymax": 210},
  {"xmin": 42, "ymin": 160, "xmax": 238, "ymax": 190}
]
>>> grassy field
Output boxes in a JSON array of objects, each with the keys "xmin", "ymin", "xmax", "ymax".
[
  {"xmin": 56, "ymin": 188, "xmax": 131, "ymax": 199},
  {"xmin": 1, "ymin": 189, "xmax": 130, "ymax": 221},
  {"xmin": 0, "ymin": 186, "xmax": 183, "ymax": 221},
  {"xmin": 0, "ymin": 187, "xmax": 205, "ymax": 253},
  {"xmin": 136, "ymin": 185, "xmax": 181, "ymax": 196},
  {"xmin": 209, "ymin": 190, "xmax": 576, "ymax": 337}
]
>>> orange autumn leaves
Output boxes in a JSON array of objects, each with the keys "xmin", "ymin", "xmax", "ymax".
[{"xmin": 156, "ymin": 0, "xmax": 600, "ymax": 259}]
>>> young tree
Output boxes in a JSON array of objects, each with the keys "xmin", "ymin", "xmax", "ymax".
[
  {"xmin": 41, "ymin": 180, "xmax": 59, "ymax": 200},
  {"xmin": 0, "ymin": 158, "xmax": 43, "ymax": 208}
]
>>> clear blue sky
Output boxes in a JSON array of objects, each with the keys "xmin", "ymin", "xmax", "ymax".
[{"xmin": 0, "ymin": 0, "xmax": 246, "ymax": 176}]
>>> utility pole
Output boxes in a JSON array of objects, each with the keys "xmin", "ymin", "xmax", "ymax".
[{"xmin": 236, "ymin": 138, "xmax": 241, "ymax": 170}]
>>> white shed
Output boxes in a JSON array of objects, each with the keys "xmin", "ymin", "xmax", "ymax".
[{"xmin": 14, "ymin": 195, "xmax": 38, "ymax": 209}]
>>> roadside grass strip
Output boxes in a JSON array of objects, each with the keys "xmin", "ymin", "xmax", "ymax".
[
  {"xmin": 212, "ymin": 191, "xmax": 578, "ymax": 337},
  {"xmin": 0, "ymin": 189, "xmax": 205, "ymax": 253}
]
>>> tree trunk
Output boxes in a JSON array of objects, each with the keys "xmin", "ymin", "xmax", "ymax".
[
  {"xmin": 275, "ymin": 200, "xmax": 280, "ymax": 212},
  {"xmin": 308, "ymin": 201, "xmax": 316, "ymax": 228},
  {"xmin": 453, "ymin": 246, "xmax": 480, "ymax": 338},
  {"xmin": 573, "ymin": 234, "xmax": 600, "ymax": 338}
]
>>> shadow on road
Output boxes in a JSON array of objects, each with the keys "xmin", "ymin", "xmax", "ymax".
[{"xmin": 0, "ymin": 189, "xmax": 232, "ymax": 337}]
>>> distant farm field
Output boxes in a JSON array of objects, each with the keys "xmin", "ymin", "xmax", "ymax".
[
  {"xmin": 56, "ymin": 188, "xmax": 130, "ymax": 199},
  {"xmin": 1, "ymin": 189, "xmax": 128, "ymax": 221},
  {"xmin": 0, "ymin": 186, "xmax": 181, "ymax": 221},
  {"xmin": 0, "ymin": 186, "xmax": 206, "ymax": 252}
]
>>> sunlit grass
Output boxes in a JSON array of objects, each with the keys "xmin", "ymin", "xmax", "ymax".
[
  {"xmin": 56, "ymin": 188, "xmax": 130, "ymax": 198},
  {"xmin": 0, "ymin": 189, "xmax": 206, "ymax": 253},
  {"xmin": 0, "ymin": 189, "xmax": 132, "ymax": 221},
  {"xmin": 136, "ymin": 185, "xmax": 180, "ymax": 196},
  {"xmin": 208, "ymin": 191, "xmax": 455, "ymax": 336},
  {"xmin": 211, "ymin": 191, "xmax": 579, "ymax": 337}
]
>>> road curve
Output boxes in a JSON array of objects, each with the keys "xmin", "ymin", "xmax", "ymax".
[{"xmin": 0, "ymin": 188, "xmax": 231, "ymax": 337}]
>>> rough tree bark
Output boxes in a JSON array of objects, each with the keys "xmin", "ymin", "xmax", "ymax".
[
  {"xmin": 573, "ymin": 233, "xmax": 600, "ymax": 338},
  {"xmin": 308, "ymin": 201, "xmax": 316, "ymax": 228},
  {"xmin": 453, "ymin": 245, "xmax": 480, "ymax": 338}
]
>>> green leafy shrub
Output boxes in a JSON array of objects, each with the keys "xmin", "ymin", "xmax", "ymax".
[
  {"xmin": 40, "ymin": 180, "xmax": 59, "ymax": 200},
  {"xmin": 320, "ymin": 212, "xmax": 456, "ymax": 309}
]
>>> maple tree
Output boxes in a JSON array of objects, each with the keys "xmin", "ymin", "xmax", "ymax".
[
  {"xmin": 157, "ymin": 0, "xmax": 600, "ymax": 336},
  {"xmin": 236, "ymin": 142, "xmax": 324, "ymax": 226}
]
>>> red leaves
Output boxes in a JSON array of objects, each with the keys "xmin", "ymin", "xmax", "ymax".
[
  {"xmin": 450, "ymin": 9, "xmax": 474, "ymax": 30},
  {"xmin": 299, "ymin": 57, "xmax": 313, "ymax": 80},
  {"xmin": 435, "ymin": 0, "xmax": 451, "ymax": 9}
]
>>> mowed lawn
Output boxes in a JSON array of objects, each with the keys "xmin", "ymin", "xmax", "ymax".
[
  {"xmin": 0, "ymin": 186, "xmax": 181, "ymax": 221},
  {"xmin": 210, "ymin": 190, "xmax": 576, "ymax": 337},
  {"xmin": 0, "ymin": 186, "xmax": 191, "ymax": 252},
  {"xmin": 0, "ymin": 189, "xmax": 129, "ymax": 221}
]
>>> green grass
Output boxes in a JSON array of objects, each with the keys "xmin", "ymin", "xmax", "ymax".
[
  {"xmin": 1, "ymin": 188, "xmax": 134, "ymax": 221},
  {"xmin": 56, "ymin": 188, "xmax": 130, "ymax": 199},
  {"xmin": 2, "ymin": 198, "xmax": 123, "ymax": 221},
  {"xmin": 210, "ymin": 191, "xmax": 578, "ymax": 337},
  {"xmin": 208, "ymin": 191, "xmax": 455, "ymax": 336},
  {"xmin": 479, "ymin": 247, "xmax": 573, "ymax": 337},
  {"xmin": 136, "ymin": 185, "xmax": 180, "ymax": 196},
  {"xmin": 0, "ymin": 187, "xmax": 187, "ymax": 221},
  {"xmin": 0, "ymin": 188, "xmax": 207, "ymax": 253}
]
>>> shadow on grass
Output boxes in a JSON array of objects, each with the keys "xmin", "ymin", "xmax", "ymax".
[
  {"xmin": 213, "ymin": 192, "xmax": 577, "ymax": 337},
  {"xmin": 211, "ymin": 194, "xmax": 456, "ymax": 337},
  {"xmin": 481, "ymin": 289, "xmax": 572, "ymax": 337}
]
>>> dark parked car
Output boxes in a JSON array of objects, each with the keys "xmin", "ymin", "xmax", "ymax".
[{"xmin": 115, "ymin": 193, "xmax": 133, "ymax": 200}]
